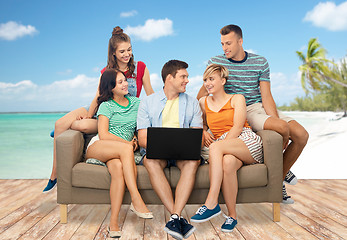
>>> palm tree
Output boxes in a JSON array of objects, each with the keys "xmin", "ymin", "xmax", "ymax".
[{"xmin": 296, "ymin": 38, "xmax": 347, "ymax": 93}]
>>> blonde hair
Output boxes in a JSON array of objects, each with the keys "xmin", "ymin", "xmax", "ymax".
[{"xmin": 203, "ymin": 64, "xmax": 229, "ymax": 82}]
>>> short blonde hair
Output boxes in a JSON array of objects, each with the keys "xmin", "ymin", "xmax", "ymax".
[{"xmin": 203, "ymin": 64, "xmax": 229, "ymax": 82}]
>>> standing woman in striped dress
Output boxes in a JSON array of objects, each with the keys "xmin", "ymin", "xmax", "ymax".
[{"xmin": 190, "ymin": 64, "xmax": 263, "ymax": 232}]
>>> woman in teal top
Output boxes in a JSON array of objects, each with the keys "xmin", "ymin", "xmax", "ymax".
[{"xmin": 86, "ymin": 69, "xmax": 153, "ymax": 238}]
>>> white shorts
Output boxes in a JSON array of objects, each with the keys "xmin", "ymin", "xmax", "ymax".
[
  {"xmin": 86, "ymin": 135, "xmax": 99, "ymax": 150},
  {"xmin": 201, "ymin": 127, "xmax": 263, "ymax": 163},
  {"xmin": 246, "ymin": 103, "xmax": 294, "ymax": 132}
]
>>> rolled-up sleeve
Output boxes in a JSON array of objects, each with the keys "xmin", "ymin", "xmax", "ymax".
[{"xmin": 137, "ymin": 98, "xmax": 151, "ymax": 130}]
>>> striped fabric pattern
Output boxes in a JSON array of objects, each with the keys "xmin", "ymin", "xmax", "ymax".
[
  {"xmin": 218, "ymin": 127, "xmax": 263, "ymax": 163},
  {"xmin": 97, "ymin": 96, "xmax": 140, "ymax": 141},
  {"xmin": 208, "ymin": 52, "xmax": 270, "ymax": 106}
]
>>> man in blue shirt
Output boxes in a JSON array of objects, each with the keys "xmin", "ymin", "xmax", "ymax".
[{"xmin": 137, "ymin": 60, "xmax": 203, "ymax": 240}]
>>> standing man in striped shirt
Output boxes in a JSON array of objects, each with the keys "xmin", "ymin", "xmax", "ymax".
[{"xmin": 197, "ymin": 24, "xmax": 309, "ymax": 204}]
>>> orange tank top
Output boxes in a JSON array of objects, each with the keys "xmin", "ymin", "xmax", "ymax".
[{"xmin": 205, "ymin": 96, "xmax": 250, "ymax": 139}]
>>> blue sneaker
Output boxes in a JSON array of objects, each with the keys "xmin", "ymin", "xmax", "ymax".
[
  {"xmin": 221, "ymin": 216, "xmax": 238, "ymax": 232},
  {"xmin": 43, "ymin": 178, "xmax": 57, "ymax": 193},
  {"xmin": 164, "ymin": 216, "xmax": 183, "ymax": 240},
  {"xmin": 190, "ymin": 204, "xmax": 221, "ymax": 223},
  {"xmin": 179, "ymin": 217, "xmax": 195, "ymax": 239}
]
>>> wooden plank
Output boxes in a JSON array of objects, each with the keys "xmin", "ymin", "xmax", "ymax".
[
  {"xmin": 287, "ymin": 183, "xmax": 347, "ymax": 216},
  {"xmin": 18, "ymin": 205, "xmax": 75, "ymax": 240},
  {"xmin": 208, "ymin": 204, "xmax": 245, "ymax": 240},
  {"xmin": 0, "ymin": 180, "xmax": 48, "ymax": 219},
  {"xmin": 236, "ymin": 204, "xmax": 296, "ymax": 240},
  {"xmin": 93, "ymin": 208, "xmax": 111, "ymax": 240},
  {"xmin": 184, "ymin": 204, "xmax": 220, "ymax": 240},
  {"xmin": 42, "ymin": 204, "xmax": 93, "ymax": 240},
  {"xmin": 70, "ymin": 204, "xmax": 110, "ymax": 240},
  {"xmin": 282, "ymin": 201, "xmax": 347, "ymax": 239},
  {"xmin": 259, "ymin": 203, "xmax": 319, "ymax": 240},
  {"xmin": 120, "ymin": 204, "xmax": 145, "ymax": 239},
  {"xmin": 144, "ymin": 205, "xmax": 167, "ymax": 240},
  {"xmin": 286, "ymin": 182, "xmax": 347, "ymax": 216},
  {"xmin": 289, "ymin": 187, "xmax": 347, "ymax": 227},
  {"xmin": 0, "ymin": 180, "xmax": 42, "ymax": 206},
  {"xmin": 303, "ymin": 179, "xmax": 347, "ymax": 200},
  {"xmin": 0, "ymin": 197, "xmax": 57, "ymax": 240},
  {"xmin": 281, "ymin": 204, "xmax": 345, "ymax": 240},
  {"xmin": 0, "ymin": 190, "xmax": 55, "ymax": 234}
]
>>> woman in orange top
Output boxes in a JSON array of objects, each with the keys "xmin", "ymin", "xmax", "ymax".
[{"xmin": 190, "ymin": 64, "xmax": 263, "ymax": 232}]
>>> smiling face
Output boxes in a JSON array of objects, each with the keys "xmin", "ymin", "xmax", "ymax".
[
  {"xmin": 170, "ymin": 69, "xmax": 189, "ymax": 93},
  {"xmin": 114, "ymin": 41, "xmax": 132, "ymax": 65},
  {"xmin": 112, "ymin": 72, "xmax": 129, "ymax": 96},
  {"xmin": 221, "ymin": 32, "xmax": 244, "ymax": 60},
  {"xmin": 203, "ymin": 71, "xmax": 226, "ymax": 94}
]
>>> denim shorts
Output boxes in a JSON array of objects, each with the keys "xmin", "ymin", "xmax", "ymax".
[{"xmin": 138, "ymin": 150, "xmax": 205, "ymax": 167}]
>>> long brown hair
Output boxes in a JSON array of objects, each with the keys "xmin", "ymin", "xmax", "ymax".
[
  {"xmin": 106, "ymin": 26, "xmax": 135, "ymax": 78},
  {"xmin": 96, "ymin": 69, "xmax": 126, "ymax": 111}
]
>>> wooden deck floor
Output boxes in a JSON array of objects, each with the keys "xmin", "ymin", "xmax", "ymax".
[{"xmin": 0, "ymin": 179, "xmax": 346, "ymax": 240}]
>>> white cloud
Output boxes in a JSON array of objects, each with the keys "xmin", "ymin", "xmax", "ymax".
[
  {"xmin": 245, "ymin": 49, "xmax": 257, "ymax": 54},
  {"xmin": 125, "ymin": 18, "xmax": 174, "ymax": 41},
  {"xmin": 0, "ymin": 21, "xmax": 38, "ymax": 41},
  {"xmin": 57, "ymin": 69, "xmax": 72, "ymax": 75},
  {"xmin": 120, "ymin": 10, "xmax": 138, "ymax": 18},
  {"xmin": 304, "ymin": 1, "xmax": 347, "ymax": 31},
  {"xmin": 270, "ymin": 72, "xmax": 305, "ymax": 105},
  {"xmin": 0, "ymin": 75, "xmax": 99, "ymax": 112},
  {"xmin": 186, "ymin": 75, "xmax": 203, "ymax": 97}
]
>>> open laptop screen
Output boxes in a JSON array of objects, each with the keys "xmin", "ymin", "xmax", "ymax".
[{"xmin": 146, "ymin": 127, "xmax": 203, "ymax": 160}]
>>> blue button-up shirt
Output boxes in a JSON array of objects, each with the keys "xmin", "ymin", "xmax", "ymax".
[{"xmin": 137, "ymin": 89, "xmax": 203, "ymax": 129}]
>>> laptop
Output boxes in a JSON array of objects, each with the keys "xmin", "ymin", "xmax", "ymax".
[{"xmin": 146, "ymin": 127, "xmax": 203, "ymax": 160}]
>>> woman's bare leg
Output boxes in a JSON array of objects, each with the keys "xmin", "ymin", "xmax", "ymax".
[
  {"xmin": 204, "ymin": 138, "xmax": 255, "ymax": 209},
  {"xmin": 221, "ymin": 155, "xmax": 243, "ymax": 219},
  {"xmin": 51, "ymin": 107, "xmax": 88, "ymax": 180},
  {"xmin": 86, "ymin": 140, "xmax": 150, "ymax": 213},
  {"xmin": 106, "ymin": 159, "xmax": 126, "ymax": 231}
]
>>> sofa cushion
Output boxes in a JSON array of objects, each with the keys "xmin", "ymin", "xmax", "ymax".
[
  {"xmin": 170, "ymin": 163, "xmax": 268, "ymax": 189},
  {"xmin": 72, "ymin": 163, "xmax": 169, "ymax": 190}
]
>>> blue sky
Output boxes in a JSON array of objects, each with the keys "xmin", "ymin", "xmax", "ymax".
[{"xmin": 1, "ymin": 0, "xmax": 347, "ymax": 112}]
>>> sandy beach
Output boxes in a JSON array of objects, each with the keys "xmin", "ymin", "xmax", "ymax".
[{"xmin": 287, "ymin": 111, "xmax": 347, "ymax": 179}]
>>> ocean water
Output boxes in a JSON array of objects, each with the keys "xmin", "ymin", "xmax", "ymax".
[
  {"xmin": 0, "ymin": 111, "xmax": 337, "ymax": 179},
  {"xmin": 0, "ymin": 113, "xmax": 65, "ymax": 179}
]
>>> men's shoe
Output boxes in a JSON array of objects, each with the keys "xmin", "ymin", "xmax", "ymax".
[
  {"xmin": 164, "ymin": 216, "xmax": 183, "ymax": 240},
  {"xmin": 190, "ymin": 204, "xmax": 221, "ymax": 223},
  {"xmin": 284, "ymin": 170, "xmax": 298, "ymax": 185},
  {"xmin": 179, "ymin": 217, "xmax": 196, "ymax": 239},
  {"xmin": 282, "ymin": 184, "xmax": 294, "ymax": 204},
  {"xmin": 43, "ymin": 178, "xmax": 57, "ymax": 193},
  {"xmin": 221, "ymin": 216, "xmax": 238, "ymax": 232}
]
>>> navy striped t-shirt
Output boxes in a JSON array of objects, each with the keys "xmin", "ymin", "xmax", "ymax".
[{"xmin": 208, "ymin": 51, "xmax": 270, "ymax": 106}]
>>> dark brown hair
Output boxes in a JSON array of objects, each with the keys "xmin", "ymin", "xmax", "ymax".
[
  {"xmin": 96, "ymin": 69, "xmax": 126, "ymax": 111},
  {"xmin": 220, "ymin": 24, "xmax": 243, "ymax": 39},
  {"xmin": 161, "ymin": 60, "xmax": 188, "ymax": 83},
  {"xmin": 106, "ymin": 26, "xmax": 135, "ymax": 78}
]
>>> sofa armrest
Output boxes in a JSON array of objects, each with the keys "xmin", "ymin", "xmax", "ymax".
[
  {"xmin": 257, "ymin": 130, "xmax": 283, "ymax": 186},
  {"xmin": 56, "ymin": 130, "xmax": 84, "ymax": 203}
]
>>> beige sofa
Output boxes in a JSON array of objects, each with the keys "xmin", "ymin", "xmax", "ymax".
[{"xmin": 57, "ymin": 129, "xmax": 283, "ymax": 223}]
